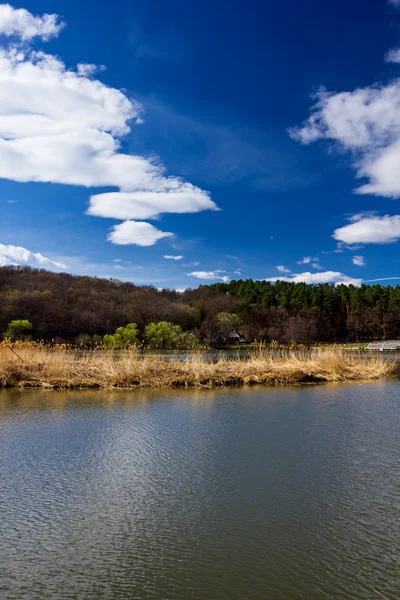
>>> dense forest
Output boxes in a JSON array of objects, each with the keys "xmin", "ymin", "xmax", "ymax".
[{"xmin": 1, "ymin": 266, "xmax": 400, "ymax": 344}]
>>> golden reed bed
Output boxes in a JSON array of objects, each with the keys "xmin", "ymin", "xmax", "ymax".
[{"xmin": 0, "ymin": 342, "xmax": 398, "ymax": 389}]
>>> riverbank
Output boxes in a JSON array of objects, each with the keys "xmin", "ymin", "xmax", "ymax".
[{"xmin": 0, "ymin": 344, "xmax": 397, "ymax": 389}]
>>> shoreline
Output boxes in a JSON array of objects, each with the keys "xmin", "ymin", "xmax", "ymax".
[{"xmin": 1, "ymin": 345, "xmax": 397, "ymax": 390}]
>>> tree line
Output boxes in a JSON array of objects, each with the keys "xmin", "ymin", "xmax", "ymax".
[{"xmin": 1, "ymin": 266, "xmax": 400, "ymax": 345}]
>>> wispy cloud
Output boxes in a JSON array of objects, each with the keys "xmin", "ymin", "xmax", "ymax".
[
  {"xmin": 0, "ymin": 242, "xmax": 66, "ymax": 269},
  {"xmin": 365, "ymin": 276, "xmax": 400, "ymax": 282},
  {"xmin": 129, "ymin": 24, "xmax": 191, "ymax": 63},
  {"xmin": 311, "ymin": 258, "xmax": 322, "ymax": 269},
  {"xmin": 111, "ymin": 259, "xmax": 141, "ymax": 270},
  {"xmin": 276, "ymin": 265, "xmax": 291, "ymax": 273},
  {"xmin": 352, "ymin": 255, "xmax": 366, "ymax": 266},
  {"xmin": 163, "ymin": 255, "xmax": 184, "ymax": 260},
  {"xmin": 297, "ymin": 256, "xmax": 311, "ymax": 265},
  {"xmin": 186, "ymin": 270, "xmax": 230, "ymax": 283},
  {"xmin": 129, "ymin": 96, "xmax": 326, "ymax": 192},
  {"xmin": 296, "ymin": 256, "xmax": 322, "ymax": 269},
  {"xmin": 266, "ymin": 271, "xmax": 363, "ymax": 286},
  {"xmin": 385, "ymin": 47, "xmax": 400, "ymax": 64}
]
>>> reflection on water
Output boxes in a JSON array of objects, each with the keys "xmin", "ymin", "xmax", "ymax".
[{"xmin": 0, "ymin": 383, "xmax": 399, "ymax": 599}]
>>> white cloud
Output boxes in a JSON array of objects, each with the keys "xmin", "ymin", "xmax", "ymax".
[
  {"xmin": 385, "ymin": 48, "xmax": 400, "ymax": 64},
  {"xmin": 88, "ymin": 190, "xmax": 217, "ymax": 221},
  {"xmin": 77, "ymin": 63, "xmax": 105, "ymax": 77},
  {"xmin": 265, "ymin": 271, "xmax": 363, "ymax": 286},
  {"xmin": 311, "ymin": 258, "xmax": 322, "ymax": 269},
  {"xmin": 186, "ymin": 270, "xmax": 230, "ymax": 283},
  {"xmin": 163, "ymin": 254, "xmax": 183, "ymax": 260},
  {"xmin": 334, "ymin": 213, "xmax": 400, "ymax": 244},
  {"xmin": 276, "ymin": 265, "xmax": 291, "ymax": 273},
  {"xmin": 0, "ymin": 4, "xmax": 64, "ymax": 40},
  {"xmin": 0, "ymin": 6, "xmax": 218, "ymax": 247},
  {"xmin": 290, "ymin": 78, "xmax": 400, "ymax": 198},
  {"xmin": 297, "ymin": 256, "xmax": 311, "ymax": 264},
  {"xmin": 183, "ymin": 261, "xmax": 200, "ymax": 267},
  {"xmin": 352, "ymin": 255, "xmax": 366, "ymax": 266},
  {"xmin": 108, "ymin": 221, "xmax": 173, "ymax": 246},
  {"xmin": 0, "ymin": 242, "xmax": 66, "ymax": 269},
  {"xmin": 389, "ymin": 0, "xmax": 400, "ymax": 6},
  {"xmin": 234, "ymin": 269, "xmax": 242, "ymax": 276},
  {"xmin": 365, "ymin": 276, "xmax": 400, "ymax": 282},
  {"xmin": 296, "ymin": 256, "xmax": 322, "ymax": 269}
]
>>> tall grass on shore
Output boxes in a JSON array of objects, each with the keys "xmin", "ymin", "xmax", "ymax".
[{"xmin": 0, "ymin": 341, "xmax": 397, "ymax": 389}]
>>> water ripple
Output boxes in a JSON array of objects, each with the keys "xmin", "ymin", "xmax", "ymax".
[{"xmin": 0, "ymin": 383, "xmax": 399, "ymax": 599}]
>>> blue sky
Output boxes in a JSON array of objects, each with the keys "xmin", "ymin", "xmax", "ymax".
[{"xmin": 2, "ymin": 0, "xmax": 400, "ymax": 288}]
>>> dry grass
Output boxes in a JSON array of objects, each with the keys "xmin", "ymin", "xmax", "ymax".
[{"xmin": 0, "ymin": 342, "xmax": 398, "ymax": 389}]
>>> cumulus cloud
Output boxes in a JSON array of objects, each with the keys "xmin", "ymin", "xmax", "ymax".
[
  {"xmin": 276, "ymin": 265, "xmax": 291, "ymax": 273},
  {"xmin": 289, "ymin": 66, "xmax": 400, "ymax": 197},
  {"xmin": 352, "ymin": 255, "xmax": 366, "ymax": 266},
  {"xmin": 0, "ymin": 242, "xmax": 66, "ymax": 269},
  {"xmin": 334, "ymin": 213, "xmax": 400, "ymax": 244},
  {"xmin": 163, "ymin": 255, "xmax": 183, "ymax": 260},
  {"xmin": 0, "ymin": 5, "xmax": 217, "ymax": 246},
  {"xmin": 0, "ymin": 4, "xmax": 64, "ymax": 40},
  {"xmin": 265, "ymin": 271, "xmax": 363, "ymax": 286},
  {"xmin": 186, "ymin": 270, "xmax": 230, "ymax": 283},
  {"xmin": 108, "ymin": 221, "xmax": 173, "ymax": 246}
]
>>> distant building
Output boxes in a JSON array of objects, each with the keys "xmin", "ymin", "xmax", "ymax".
[
  {"xmin": 227, "ymin": 330, "xmax": 246, "ymax": 345},
  {"xmin": 365, "ymin": 340, "xmax": 400, "ymax": 351}
]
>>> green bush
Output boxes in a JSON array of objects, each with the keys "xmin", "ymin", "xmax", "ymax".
[
  {"xmin": 103, "ymin": 323, "xmax": 139, "ymax": 349},
  {"xmin": 144, "ymin": 321, "xmax": 200, "ymax": 350},
  {"xmin": 4, "ymin": 319, "xmax": 33, "ymax": 341}
]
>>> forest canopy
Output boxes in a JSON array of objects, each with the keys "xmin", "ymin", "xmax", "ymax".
[{"xmin": 1, "ymin": 266, "xmax": 400, "ymax": 344}]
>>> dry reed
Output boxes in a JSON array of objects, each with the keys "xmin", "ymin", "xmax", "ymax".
[{"xmin": 0, "ymin": 342, "xmax": 397, "ymax": 389}]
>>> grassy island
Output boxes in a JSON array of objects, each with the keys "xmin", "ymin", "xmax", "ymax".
[{"xmin": 0, "ymin": 342, "xmax": 397, "ymax": 389}]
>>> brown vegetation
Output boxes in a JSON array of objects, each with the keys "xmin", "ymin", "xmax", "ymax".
[
  {"xmin": 3, "ymin": 266, "xmax": 400, "ymax": 346},
  {"xmin": 0, "ymin": 342, "xmax": 397, "ymax": 389}
]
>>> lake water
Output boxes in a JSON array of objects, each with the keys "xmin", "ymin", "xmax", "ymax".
[{"xmin": 0, "ymin": 382, "xmax": 399, "ymax": 599}]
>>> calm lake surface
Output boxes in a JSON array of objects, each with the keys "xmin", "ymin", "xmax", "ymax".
[{"xmin": 0, "ymin": 382, "xmax": 399, "ymax": 599}]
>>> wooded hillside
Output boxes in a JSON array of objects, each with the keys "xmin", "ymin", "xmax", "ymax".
[{"xmin": 1, "ymin": 266, "xmax": 400, "ymax": 343}]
